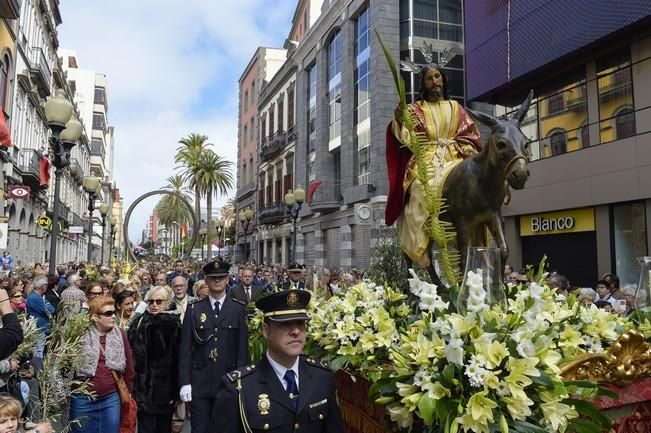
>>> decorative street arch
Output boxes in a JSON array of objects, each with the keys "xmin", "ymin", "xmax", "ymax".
[{"xmin": 123, "ymin": 190, "xmax": 199, "ymax": 262}]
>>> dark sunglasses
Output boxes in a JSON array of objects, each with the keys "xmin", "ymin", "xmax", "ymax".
[
  {"xmin": 11, "ymin": 294, "xmax": 23, "ymax": 298},
  {"xmin": 147, "ymin": 299, "xmax": 166, "ymax": 305},
  {"xmin": 98, "ymin": 310, "xmax": 115, "ymax": 317},
  {"xmin": 89, "ymin": 291, "xmax": 103, "ymax": 296}
]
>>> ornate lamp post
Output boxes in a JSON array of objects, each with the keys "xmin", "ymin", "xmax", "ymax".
[
  {"xmin": 110, "ymin": 216, "xmax": 118, "ymax": 260},
  {"xmin": 216, "ymin": 219, "xmax": 224, "ymax": 258},
  {"xmin": 45, "ymin": 89, "xmax": 82, "ymax": 272},
  {"xmin": 199, "ymin": 228, "xmax": 207, "ymax": 261},
  {"xmin": 98, "ymin": 202, "xmax": 110, "ymax": 266},
  {"xmin": 239, "ymin": 207, "xmax": 254, "ymax": 261},
  {"xmin": 163, "ymin": 228, "xmax": 168, "ymax": 255},
  {"xmin": 83, "ymin": 176, "xmax": 101, "ymax": 263},
  {"xmin": 284, "ymin": 185, "xmax": 305, "ymax": 266}
]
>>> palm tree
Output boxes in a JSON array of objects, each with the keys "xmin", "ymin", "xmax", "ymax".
[
  {"xmin": 187, "ymin": 150, "xmax": 233, "ymax": 258},
  {"xmin": 155, "ymin": 175, "xmax": 193, "ymax": 253},
  {"xmin": 175, "ymin": 133, "xmax": 212, "ymax": 224}
]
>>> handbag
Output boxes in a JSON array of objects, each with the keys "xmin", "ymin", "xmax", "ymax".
[{"xmin": 99, "ymin": 340, "xmax": 137, "ymax": 433}]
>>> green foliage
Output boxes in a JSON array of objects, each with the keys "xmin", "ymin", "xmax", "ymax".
[{"xmin": 367, "ymin": 231, "xmax": 410, "ymax": 292}]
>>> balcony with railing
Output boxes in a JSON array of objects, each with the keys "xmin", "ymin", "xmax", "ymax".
[
  {"xmin": 258, "ymin": 202, "xmax": 287, "ymax": 225},
  {"xmin": 29, "ymin": 47, "xmax": 51, "ymax": 97},
  {"xmin": 236, "ymin": 182, "xmax": 256, "ymax": 199},
  {"xmin": 70, "ymin": 157, "xmax": 83, "ymax": 183},
  {"xmin": 260, "ymin": 130, "xmax": 288, "ymax": 162},
  {"xmin": 0, "ymin": 0, "xmax": 21, "ymax": 20},
  {"xmin": 15, "ymin": 149, "xmax": 41, "ymax": 187}
]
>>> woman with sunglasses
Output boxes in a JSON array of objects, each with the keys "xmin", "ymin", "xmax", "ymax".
[
  {"xmin": 71, "ymin": 297, "xmax": 134, "ymax": 433},
  {"xmin": 127, "ymin": 286, "xmax": 181, "ymax": 433}
]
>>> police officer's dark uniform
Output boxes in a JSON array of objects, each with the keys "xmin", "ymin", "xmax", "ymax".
[
  {"xmin": 280, "ymin": 263, "xmax": 306, "ymax": 291},
  {"xmin": 178, "ymin": 259, "xmax": 249, "ymax": 433},
  {"xmin": 211, "ymin": 290, "xmax": 345, "ymax": 433}
]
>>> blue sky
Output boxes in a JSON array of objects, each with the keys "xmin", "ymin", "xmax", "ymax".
[{"xmin": 58, "ymin": 0, "xmax": 295, "ymax": 241}]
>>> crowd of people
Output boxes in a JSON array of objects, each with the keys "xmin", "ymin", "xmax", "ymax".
[
  {"xmin": 0, "ymin": 255, "xmax": 364, "ymax": 433},
  {"xmin": 505, "ymin": 264, "xmax": 640, "ymax": 316}
]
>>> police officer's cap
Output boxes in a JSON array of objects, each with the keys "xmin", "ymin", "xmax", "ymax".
[
  {"xmin": 287, "ymin": 262, "xmax": 305, "ymax": 272},
  {"xmin": 255, "ymin": 290, "xmax": 311, "ymax": 322},
  {"xmin": 203, "ymin": 259, "xmax": 230, "ymax": 277}
]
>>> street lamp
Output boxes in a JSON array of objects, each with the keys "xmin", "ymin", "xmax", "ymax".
[
  {"xmin": 98, "ymin": 202, "xmax": 110, "ymax": 266},
  {"xmin": 199, "ymin": 228, "xmax": 207, "ymax": 261},
  {"xmin": 110, "ymin": 216, "xmax": 118, "ymax": 260},
  {"xmin": 216, "ymin": 219, "xmax": 224, "ymax": 258},
  {"xmin": 239, "ymin": 207, "xmax": 254, "ymax": 261},
  {"xmin": 83, "ymin": 175, "xmax": 101, "ymax": 262},
  {"xmin": 163, "ymin": 228, "xmax": 168, "ymax": 255},
  {"xmin": 284, "ymin": 185, "xmax": 305, "ymax": 266},
  {"xmin": 45, "ymin": 89, "xmax": 82, "ymax": 272}
]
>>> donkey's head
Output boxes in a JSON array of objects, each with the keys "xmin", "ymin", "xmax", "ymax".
[{"xmin": 467, "ymin": 90, "xmax": 533, "ymax": 190}]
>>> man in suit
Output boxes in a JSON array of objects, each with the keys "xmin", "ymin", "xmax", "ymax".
[
  {"xmin": 280, "ymin": 263, "xmax": 306, "ymax": 291},
  {"xmin": 178, "ymin": 259, "xmax": 248, "ymax": 433},
  {"xmin": 211, "ymin": 289, "xmax": 345, "ymax": 433},
  {"xmin": 171, "ymin": 275, "xmax": 196, "ymax": 323},
  {"xmin": 231, "ymin": 267, "xmax": 265, "ymax": 305}
]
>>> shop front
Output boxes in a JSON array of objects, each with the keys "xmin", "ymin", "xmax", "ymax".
[{"xmin": 520, "ymin": 207, "xmax": 597, "ymax": 287}]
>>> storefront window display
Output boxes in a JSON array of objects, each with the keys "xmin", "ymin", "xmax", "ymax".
[{"xmin": 612, "ymin": 202, "xmax": 647, "ymax": 286}]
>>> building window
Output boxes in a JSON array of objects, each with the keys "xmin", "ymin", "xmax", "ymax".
[
  {"xmin": 284, "ymin": 155, "xmax": 294, "ymax": 195},
  {"xmin": 244, "ymin": 90, "xmax": 248, "ymax": 112},
  {"xmin": 250, "ymin": 81, "xmax": 255, "ymax": 105},
  {"xmin": 277, "ymin": 93, "xmax": 284, "ymax": 132},
  {"xmin": 547, "ymin": 93, "xmax": 564, "ymax": 115},
  {"xmin": 614, "ymin": 106, "xmax": 635, "ymax": 140},
  {"xmin": 414, "ymin": 0, "xmax": 436, "ymax": 21},
  {"xmin": 328, "ymin": 30, "xmax": 343, "ymax": 146},
  {"xmin": 354, "ymin": 8, "xmax": 370, "ymax": 125},
  {"xmin": 307, "ymin": 65, "xmax": 317, "ymax": 153},
  {"xmin": 439, "ymin": 0, "xmax": 462, "ymax": 24},
  {"xmin": 261, "ymin": 115, "xmax": 267, "ymax": 143},
  {"xmin": 333, "ymin": 149, "xmax": 341, "ymax": 199},
  {"xmin": 250, "ymin": 118, "xmax": 254, "ymax": 142},
  {"xmin": 549, "ymin": 130, "xmax": 567, "ymax": 156},
  {"xmin": 249, "ymin": 157, "xmax": 254, "ymax": 185},
  {"xmin": 597, "ymin": 49, "xmax": 634, "ymax": 144},
  {"xmin": 92, "ymin": 112, "xmax": 106, "ymax": 131},
  {"xmin": 612, "ymin": 202, "xmax": 648, "ymax": 287},
  {"xmin": 94, "ymin": 86, "xmax": 106, "ymax": 105},
  {"xmin": 241, "ymin": 161, "xmax": 247, "ymax": 188},
  {"xmin": 275, "ymin": 164, "xmax": 283, "ymax": 202},
  {"xmin": 259, "ymin": 174, "xmax": 265, "ymax": 208},
  {"xmin": 243, "ymin": 125, "xmax": 247, "ymax": 145},
  {"xmin": 287, "ymin": 84, "xmax": 295, "ymax": 130},
  {"xmin": 269, "ymin": 103, "xmax": 275, "ymax": 134},
  {"xmin": 356, "ymin": 129, "xmax": 371, "ymax": 185},
  {"xmin": 0, "ymin": 54, "xmax": 11, "ymax": 110}
]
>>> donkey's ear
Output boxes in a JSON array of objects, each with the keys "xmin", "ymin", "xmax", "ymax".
[
  {"xmin": 513, "ymin": 89, "xmax": 534, "ymax": 124},
  {"xmin": 466, "ymin": 108, "xmax": 499, "ymax": 129}
]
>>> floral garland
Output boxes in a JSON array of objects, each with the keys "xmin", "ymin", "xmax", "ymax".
[{"xmin": 250, "ymin": 270, "xmax": 643, "ymax": 433}]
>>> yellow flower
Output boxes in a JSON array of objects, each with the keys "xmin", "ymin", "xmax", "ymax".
[
  {"xmin": 387, "ymin": 403, "xmax": 414, "ymax": 429},
  {"xmin": 502, "ymin": 395, "xmax": 533, "ymax": 420},
  {"xmin": 466, "ymin": 390, "xmax": 497, "ymax": 424},
  {"xmin": 540, "ymin": 400, "xmax": 578, "ymax": 432},
  {"xmin": 505, "ymin": 357, "xmax": 539, "ymax": 395},
  {"xmin": 422, "ymin": 380, "xmax": 451, "ymax": 400},
  {"xmin": 474, "ymin": 340, "xmax": 509, "ymax": 369},
  {"xmin": 457, "ymin": 413, "xmax": 490, "ymax": 433}
]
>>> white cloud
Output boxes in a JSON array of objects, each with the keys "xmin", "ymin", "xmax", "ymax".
[{"xmin": 57, "ymin": 0, "xmax": 294, "ymax": 241}]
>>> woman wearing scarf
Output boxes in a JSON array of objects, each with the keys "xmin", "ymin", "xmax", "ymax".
[{"xmin": 71, "ymin": 297, "xmax": 134, "ymax": 433}]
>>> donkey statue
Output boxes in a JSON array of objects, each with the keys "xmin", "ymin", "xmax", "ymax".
[{"xmin": 430, "ymin": 90, "xmax": 534, "ymax": 286}]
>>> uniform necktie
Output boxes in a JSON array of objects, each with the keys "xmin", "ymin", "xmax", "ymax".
[
  {"xmin": 284, "ymin": 369, "xmax": 299, "ymax": 410},
  {"xmin": 213, "ymin": 301, "xmax": 220, "ymax": 316},
  {"xmin": 245, "ymin": 286, "xmax": 251, "ymax": 302}
]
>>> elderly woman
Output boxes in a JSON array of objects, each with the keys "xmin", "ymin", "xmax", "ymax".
[
  {"xmin": 127, "ymin": 286, "xmax": 181, "ymax": 433},
  {"xmin": 578, "ymin": 288, "xmax": 596, "ymax": 307},
  {"xmin": 71, "ymin": 297, "xmax": 134, "ymax": 433}
]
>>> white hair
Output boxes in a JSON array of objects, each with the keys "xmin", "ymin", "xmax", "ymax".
[
  {"xmin": 579, "ymin": 287, "xmax": 596, "ymax": 298},
  {"xmin": 621, "ymin": 284, "xmax": 637, "ymax": 296},
  {"xmin": 144, "ymin": 285, "xmax": 172, "ymax": 302}
]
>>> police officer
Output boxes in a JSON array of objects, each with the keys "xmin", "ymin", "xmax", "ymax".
[
  {"xmin": 211, "ymin": 289, "xmax": 345, "ymax": 433},
  {"xmin": 280, "ymin": 263, "xmax": 306, "ymax": 291},
  {"xmin": 178, "ymin": 259, "xmax": 248, "ymax": 433}
]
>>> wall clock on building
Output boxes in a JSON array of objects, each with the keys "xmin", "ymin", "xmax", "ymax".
[{"xmin": 357, "ymin": 204, "xmax": 371, "ymax": 221}]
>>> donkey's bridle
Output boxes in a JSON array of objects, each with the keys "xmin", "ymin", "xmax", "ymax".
[{"xmin": 503, "ymin": 154, "xmax": 529, "ymax": 176}]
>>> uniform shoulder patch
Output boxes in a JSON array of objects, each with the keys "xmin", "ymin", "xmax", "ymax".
[
  {"xmin": 225, "ymin": 364, "xmax": 257, "ymax": 383},
  {"xmin": 302, "ymin": 355, "xmax": 331, "ymax": 371}
]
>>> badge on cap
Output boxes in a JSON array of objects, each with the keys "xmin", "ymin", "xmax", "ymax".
[
  {"xmin": 258, "ymin": 393, "xmax": 271, "ymax": 415},
  {"xmin": 287, "ymin": 291, "xmax": 299, "ymax": 306}
]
